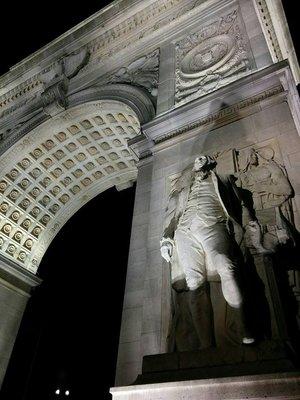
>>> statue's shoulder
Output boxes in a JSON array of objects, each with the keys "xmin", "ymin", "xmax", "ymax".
[{"xmin": 169, "ymin": 166, "xmax": 193, "ymax": 196}]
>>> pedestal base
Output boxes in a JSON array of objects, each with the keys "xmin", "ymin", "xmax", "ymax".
[
  {"xmin": 111, "ymin": 372, "xmax": 300, "ymax": 399},
  {"xmin": 135, "ymin": 340, "xmax": 296, "ymax": 385}
]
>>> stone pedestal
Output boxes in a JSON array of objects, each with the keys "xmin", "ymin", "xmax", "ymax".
[
  {"xmin": 0, "ymin": 256, "xmax": 41, "ymax": 388},
  {"xmin": 110, "ymin": 372, "xmax": 300, "ymax": 400},
  {"xmin": 134, "ymin": 340, "xmax": 296, "ymax": 385}
]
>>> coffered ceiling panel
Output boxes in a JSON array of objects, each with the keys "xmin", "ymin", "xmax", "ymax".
[{"xmin": 0, "ymin": 100, "xmax": 140, "ymax": 273}]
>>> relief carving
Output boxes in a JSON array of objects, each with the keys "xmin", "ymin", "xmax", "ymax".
[
  {"xmin": 175, "ymin": 9, "xmax": 253, "ymax": 105},
  {"xmin": 41, "ymin": 48, "xmax": 90, "ymax": 116},
  {"xmin": 161, "ymin": 155, "xmax": 257, "ymax": 351},
  {"xmin": 41, "ymin": 77, "xmax": 69, "ymax": 117},
  {"xmin": 237, "ymin": 146, "xmax": 295, "ymax": 252},
  {"xmin": 107, "ymin": 49, "xmax": 159, "ymax": 97},
  {"xmin": 162, "ymin": 146, "xmax": 299, "ymax": 354},
  {"xmin": 0, "ymin": 0, "xmax": 198, "ymax": 116},
  {"xmin": 236, "ymin": 144, "xmax": 300, "ymax": 331}
]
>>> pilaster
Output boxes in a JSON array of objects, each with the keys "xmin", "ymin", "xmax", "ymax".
[{"xmin": 0, "ymin": 255, "xmax": 41, "ymax": 388}]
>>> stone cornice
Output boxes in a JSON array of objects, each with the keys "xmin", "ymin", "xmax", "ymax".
[
  {"xmin": 0, "ymin": 83, "xmax": 154, "ymax": 157},
  {"xmin": 143, "ymin": 62, "xmax": 289, "ymax": 147},
  {"xmin": 253, "ymin": 0, "xmax": 300, "ymax": 84},
  {"xmin": 0, "ymin": 0, "xmax": 146, "ymax": 88},
  {"xmin": 0, "ymin": 254, "xmax": 41, "ymax": 295},
  {"xmin": 0, "ymin": 0, "xmax": 194, "ymax": 96},
  {"xmin": 253, "ymin": 0, "xmax": 282, "ymax": 63},
  {"xmin": 0, "ymin": 0, "xmax": 232, "ymax": 118},
  {"xmin": 155, "ymin": 85, "xmax": 285, "ymax": 146},
  {"xmin": 0, "ymin": 0, "xmax": 298, "ymax": 133}
]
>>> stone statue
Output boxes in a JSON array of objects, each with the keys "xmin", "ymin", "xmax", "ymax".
[
  {"xmin": 238, "ymin": 147, "xmax": 300, "ymax": 332},
  {"xmin": 161, "ymin": 155, "xmax": 258, "ymax": 349},
  {"xmin": 238, "ymin": 147, "xmax": 295, "ymax": 252}
]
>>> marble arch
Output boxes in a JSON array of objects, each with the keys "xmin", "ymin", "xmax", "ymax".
[
  {"xmin": 1, "ymin": 0, "xmax": 300, "ymax": 398},
  {"xmin": 0, "ymin": 80, "xmax": 154, "ymax": 388}
]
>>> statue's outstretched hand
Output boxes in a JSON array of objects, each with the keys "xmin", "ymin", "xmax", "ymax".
[{"xmin": 160, "ymin": 241, "xmax": 173, "ymax": 262}]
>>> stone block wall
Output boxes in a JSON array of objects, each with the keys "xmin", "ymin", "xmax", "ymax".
[{"xmin": 0, "ymin": 283, "xmax": 28, "ymax": 387}]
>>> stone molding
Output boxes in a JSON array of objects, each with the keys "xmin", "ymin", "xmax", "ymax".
[
  {"xmin": 143, "ymin": 62, "xmax": 289, "ymax": 148},
  {"xmin": 0, "ymin": 114, "xmax": 50, "ymax": 157},
  {"xmin": 128, "ymin": 133, "xmax": 154, "ymax": 160},
  {"xmin": 110, "ymin": 372, "xmax": 300, "ymax": 399},
  {"xmin": 1, "ymin": 0, "xmax": 297, "ymax": 128},
  {"xmin": 279, "ymin": 65, "xmax": 300, "ymax": 137},
  {"xmin": 0, "ymin": 0, "xmax": 199, "ymax": 107},
  {"xmin": 68, "ymin": 84, "xmax": 155, "ymax": 125},
  {"xmin": 253, "ymin": 0, "xmax": 300, "ymax": 84},
  {"xmin": 0, "ymin": 254, "xmax": 41, "ymax": 296},
  {"xmin": 253, "ymin": 0, "xmax": 282, "ymax": 63},
  {"xmin": 0, "ymin": 83, "xmax": 154, "ymax": 158},
  {"xmin": 0, "ymin": 82, "xmax": 41, "ymax": 120},
  {"xmin": 154, "ymin": 84, "xmax": 284, "ymax": 145}
]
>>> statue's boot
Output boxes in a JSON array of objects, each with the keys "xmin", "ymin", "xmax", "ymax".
[
  {"xmin": 188, "ymin": 282, "xmax": 214, "ymax": 349},
  {"xmin": 232, "ymin": 305, "xmax": 255, "ymax": 345}
]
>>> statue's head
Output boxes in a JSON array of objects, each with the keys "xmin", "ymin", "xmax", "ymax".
[{"xmin": 193, "ymin": 155, "xmax": 215, "ymax": 172}]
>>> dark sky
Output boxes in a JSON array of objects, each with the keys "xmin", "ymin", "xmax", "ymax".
[
  {"xmin": 1, "ymin": 185, "xmax": 135, "ymax": 400},
  {"xmin": 0, "ymin": 0, "xmax": 114, "ymax": 76},
  {"xmin": 0, "ymin": 0, "xmax": 298, "ymax": 76},
  {"xmin": 0, "ymin": 1, "xmax": 299, "ymax": 399}
]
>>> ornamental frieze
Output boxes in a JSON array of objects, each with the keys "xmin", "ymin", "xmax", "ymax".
[{"xmin": 0, "ymin": 0, "xmax": 198, "ymax": 116}]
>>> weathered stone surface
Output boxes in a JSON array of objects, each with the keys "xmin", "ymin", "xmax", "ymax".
[
  {"xmin": 111, "ymin": 372, "xmax": 300, "ymax": 399},
  {"xmin": 135, "ymin": 340, "xmax": 296, "ymax": 386},
  {"xmin": 0, "ymin": 257, "xmax": 40, "ymax": 386}
]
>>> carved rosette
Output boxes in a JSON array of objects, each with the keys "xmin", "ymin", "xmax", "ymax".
[{"xmin": 175, "ymin": 9, "xmax": 254, "ymax": 105}]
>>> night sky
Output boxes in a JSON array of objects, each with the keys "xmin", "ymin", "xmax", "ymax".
[
  {"xmin": 0, "ymin": 1, "xmax": 299, "ymax": 399},
  {"xmin": 1, "ymin": 185, "xmax": 135, "ymax": 400}
]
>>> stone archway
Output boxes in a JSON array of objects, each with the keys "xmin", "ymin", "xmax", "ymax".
[
  {"xmin": 0, "ymin": 99, "xmax": 146, "ymax": 273},
  {"xmin": 2, "ymin": 1, "xmax": 300, "ymax": 397},
  {"xmin": 0, "ymin": 84, "xmax": 154, "ymax": 387}
]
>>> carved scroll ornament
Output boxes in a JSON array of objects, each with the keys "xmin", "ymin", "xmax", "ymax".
[{"xmin": 175, "ymin": 9, "xmax": 253, "ymax": 105}]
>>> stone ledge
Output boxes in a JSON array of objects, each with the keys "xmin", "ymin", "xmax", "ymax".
[
  {"xmin": 0, "ymin": 254, "xmax": 41, "ymax": 296},
  {"xmin": 135, "ymin": 340, "xmax": 297, "ymax": 384},
  {"xmin": 110, "ymin": 372, "xmax": 300, "ymax": 399}
]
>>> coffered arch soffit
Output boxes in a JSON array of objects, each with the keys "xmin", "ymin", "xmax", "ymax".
[
  {"xmin": 0, "ymin": 99, "xmax": 144, "ymax": 274},
  {"xmin": 68, "ymin": 84, "xmax": 156, "ymax": 125},
  {"xmin": 0, "ymin": 83, "xmax": 155, "ymax": 155}
]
